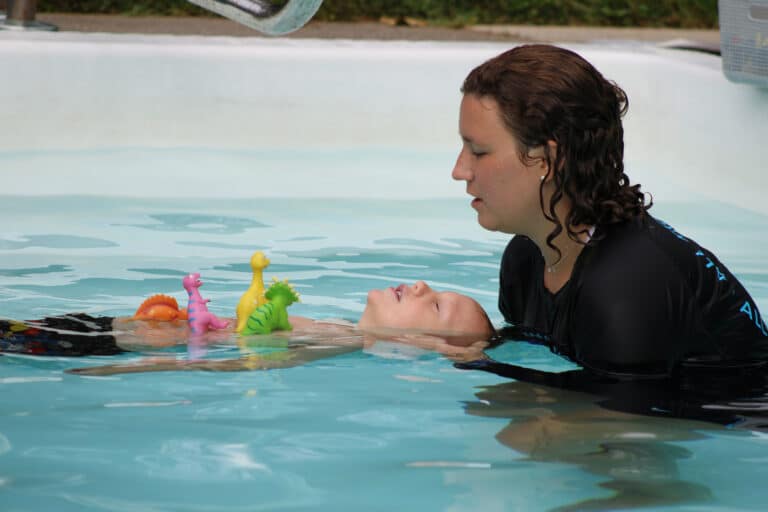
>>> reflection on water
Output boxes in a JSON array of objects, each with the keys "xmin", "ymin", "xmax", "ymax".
[
  {"xmin": 457, "ymin": 350, "xmax": 768, "ymax": 510},
  {"xmin": 465, "ymin": 378, "xmax": 726, "ymax": 510}
]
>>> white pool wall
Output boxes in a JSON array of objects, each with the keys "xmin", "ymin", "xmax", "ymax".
[{"xmin": 1, "ymin": 32, "xmax": 766, "ymax": 213}]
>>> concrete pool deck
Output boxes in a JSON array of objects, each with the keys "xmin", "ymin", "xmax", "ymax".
[
  {"xmin": 32, "ymin": 13, "xmax": 721, "ymax": 49},
  {"xmin": 5, "ymin": 15, "xmax": 767, "ymax": 217}
]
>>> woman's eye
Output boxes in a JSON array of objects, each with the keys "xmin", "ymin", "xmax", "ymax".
[
  {"xmin": 434, "ymin": 302, "xmax": 440, "ymax": 313},
  {"xmin": 472, "ymin": 150, "xmax": 486, "ymax": 157}
]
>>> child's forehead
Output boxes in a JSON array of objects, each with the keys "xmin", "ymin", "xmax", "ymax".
[
  {"xmin": 439, "ymin": 291, "xmax": 477, "ymax": 306},
  {"xmin": 438, "ymin": 292, "xmax": 486, "ymax": 322}
]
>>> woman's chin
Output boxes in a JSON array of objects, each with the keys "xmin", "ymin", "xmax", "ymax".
[
  {"xmin": 477, "ymin": 213, "xmax": 512, "ymax": 234},
  {"xmin": 477, "ymin": 217, "xmax": 500, "ymax": 232}
]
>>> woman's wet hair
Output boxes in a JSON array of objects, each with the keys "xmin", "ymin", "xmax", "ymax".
[{"xmin": 462, "ymin": 44, "xmax": 652, "ymax": 256}]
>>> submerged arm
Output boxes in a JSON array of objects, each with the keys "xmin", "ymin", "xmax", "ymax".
[
  {"xmin": 67, "ymin": 343, "xmax": 360, "ymax": 376},
  {"xmin": 111, "ymin": 314, "xmax": 322, "ymax": 352}
]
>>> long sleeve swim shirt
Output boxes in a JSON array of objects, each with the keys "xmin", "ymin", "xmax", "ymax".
[{"xmin": 499, "ymin": 215, "xmax": 768, "ymax": 380}]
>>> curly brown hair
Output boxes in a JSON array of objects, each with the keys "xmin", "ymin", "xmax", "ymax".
[{"xmin": 461, "ymin": 44, "xmax": 651, "ymax": 256}]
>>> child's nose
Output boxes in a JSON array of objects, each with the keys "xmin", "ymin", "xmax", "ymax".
[{"xmin": 412, "ymin": 280, "xmax": 430, "ymax": 296}]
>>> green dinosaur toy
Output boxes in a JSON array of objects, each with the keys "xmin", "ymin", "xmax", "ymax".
[{"xmin": 240, "ymin": 278, "xmax": 301, "ymax": 335}]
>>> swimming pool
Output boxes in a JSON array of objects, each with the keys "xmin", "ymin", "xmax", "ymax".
[{"xmin": 2, "ymin": 31, "xmax": 768, "ymax": 510}]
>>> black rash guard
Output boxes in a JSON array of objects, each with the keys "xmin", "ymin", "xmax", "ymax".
[{"xmin": 498, "ymin": 215, "xmax": 768, "ymax": 380}]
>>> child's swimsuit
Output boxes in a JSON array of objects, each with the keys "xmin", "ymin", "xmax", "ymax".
[{"xmin": 0, "ymin": 313, "xmax": 123, "ymax": 356}]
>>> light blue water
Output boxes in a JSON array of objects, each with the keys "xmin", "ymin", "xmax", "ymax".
[{"xmin": 2, "ymin": 189, "xmax": 768, "ymax": 511}]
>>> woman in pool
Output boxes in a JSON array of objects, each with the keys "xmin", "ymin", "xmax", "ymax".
[
  {"xmin": 0, "ymin": 281, "xmax": 496, "ymax": 373},
  {"xmin": 452, "ymin": 44, "xmax": 768, "ymax": 381}
]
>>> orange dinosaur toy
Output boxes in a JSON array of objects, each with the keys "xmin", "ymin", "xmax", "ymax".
[{"xmin": 133, "ymin": 294, "xmax": 188, "ymax": 321}]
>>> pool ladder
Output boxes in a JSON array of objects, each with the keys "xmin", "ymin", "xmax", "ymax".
[
  {"xmin": 0, "ymin": 0, "xmax": 56, "ymax": 31},
  {"xmin": 188, "ymin": 0, "xmax": 323, "ymax": 35},
  {"xmin": 0, "ymin": 0, "xmax": 323, "ymax": 35}
]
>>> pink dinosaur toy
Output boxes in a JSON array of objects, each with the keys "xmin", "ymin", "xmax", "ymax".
[{"xmin": 182, "ymin": 273, "xmax": 229, "ymax": 335}]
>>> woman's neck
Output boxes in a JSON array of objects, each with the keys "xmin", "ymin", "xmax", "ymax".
[{"xmin": 529, "ymin": 224, "xmax": 593, "ymax": 294}]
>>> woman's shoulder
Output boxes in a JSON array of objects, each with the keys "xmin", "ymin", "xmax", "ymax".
[
  {"xmin": 583, "ymin": 215, "xmax": 689, "ymax": 277},
  {"xmin": 572, "ymin": 216, "xmax": 696, "ymax": 335},
  {"xmin": 585, "ymin": 214, "xmax": 740, "ymax": 290}
]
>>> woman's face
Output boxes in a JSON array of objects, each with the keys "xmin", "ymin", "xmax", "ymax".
[
  {"xmin": 358, "ymin": 281, "xmax": 490, "ymax": 338},
  {"xmin": 452, "ymin": 94, "xmax": 547, "ymax": 235}
]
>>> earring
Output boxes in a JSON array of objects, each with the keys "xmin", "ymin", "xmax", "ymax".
[{"xmin": 540, "ymin": 175, "xmax": 546, "ymax": 181}]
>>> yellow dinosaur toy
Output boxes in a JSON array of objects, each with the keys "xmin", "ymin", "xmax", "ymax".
[{"xmin": 236, "ymin": 251, "xmax": 271, "ymax": 333}]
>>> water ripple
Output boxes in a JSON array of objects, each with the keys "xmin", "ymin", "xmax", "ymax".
[
  {"xmin": 137, "ymin": 440, "xmax": 270, "ymax": 480},
  {"xmin": 0, "ymin": 264, "xmax": 70, "ymax": 277},
  {"xmin": 0, "ymin": 235, "xmax": 117, "ymax": 250},
  {"xmin": 125, "ymin": 214, "xmax": 269, "ymax": 235},
  {"xmin": 1, "ymin": 376, "xmax": 62, "ymax": 384}
]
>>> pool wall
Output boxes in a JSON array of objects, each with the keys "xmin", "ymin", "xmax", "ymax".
[{"xmin": 1, "ymin": 32, "xmax": 767, "ymax": 212}]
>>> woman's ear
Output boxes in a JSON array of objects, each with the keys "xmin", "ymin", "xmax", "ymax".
[
  {"xmin": 538, "ymin": 140, "xmax": 559, "ymax": 182},
  {"xmin": 546, "ymin": 140, "xmax": 558, "ymax": 160},
  {"xmin": 526, "ymin": 143, "xmax": 551, "ymax": 180},
  {"xmin": 526, "ymin": 145, "xmax": 547, "ymax": 169}
]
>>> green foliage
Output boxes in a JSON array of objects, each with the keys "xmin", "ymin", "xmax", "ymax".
[
  {"xmin": 38, "ymin": 0, "xmax": 209, "ymax": 16},
  {"xmin": 37, "ymin": 0, "xmax": 719, "ymax": 28},
  {"xmin": 313, "ymin": 0, "xmax": 718, "ymax": 28}
]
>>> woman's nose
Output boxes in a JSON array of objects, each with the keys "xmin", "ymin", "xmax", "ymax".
[
  {"xmin": 451, "ymin": 150, "xmax": 472, "ymax": 182},
  {"xmin": 412, "ymin": 280, "xmax": 431, "ymax": 296}
]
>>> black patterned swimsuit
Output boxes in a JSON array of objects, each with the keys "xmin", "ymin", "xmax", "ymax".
[{"xmin": 0, "ymin": 314, "xmax": 123, "ymax": 356}]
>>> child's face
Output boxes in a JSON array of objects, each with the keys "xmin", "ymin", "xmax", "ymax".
[{"xmin": 359, "ymin": 281, "xmax": 491, "ymax": 339}]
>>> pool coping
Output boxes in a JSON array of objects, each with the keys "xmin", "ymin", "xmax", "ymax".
[{"xmin": 27, "ymin": 13, "xmax": 720, "ymax": 48}]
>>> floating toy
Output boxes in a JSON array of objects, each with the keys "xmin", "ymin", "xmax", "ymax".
[
  {"xmin": 182, "ymin": 273, "xmax": 229, "ymax": 335},
  {"xmin": 235, "ymin": 251, "xmax": 271, "ymax": 333},
  {"xmin": 132, "ymin": 294, "xmax": 188, "ymax": 321},
  {"xmin": 241, "ymin": 278, "xmax": 300, "ymax": 335}
]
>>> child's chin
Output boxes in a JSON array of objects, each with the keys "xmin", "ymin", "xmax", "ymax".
[{"xmin": 357, "ymin": 310, "xmax": 373, "ymax": 329}]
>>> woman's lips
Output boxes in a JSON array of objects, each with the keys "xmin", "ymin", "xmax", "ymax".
[{"xmin": 471, "ymin": 197, "xmax": 483, "ymax": 208}]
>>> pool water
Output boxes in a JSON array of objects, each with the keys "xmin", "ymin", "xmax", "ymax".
[
  {"xmin": 2, "ymin": 31, "xmax": 768, "ymax": 511},
  {"xmin": 2, "ymin": 185, "xmax": 768, "ymax": 511}
]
